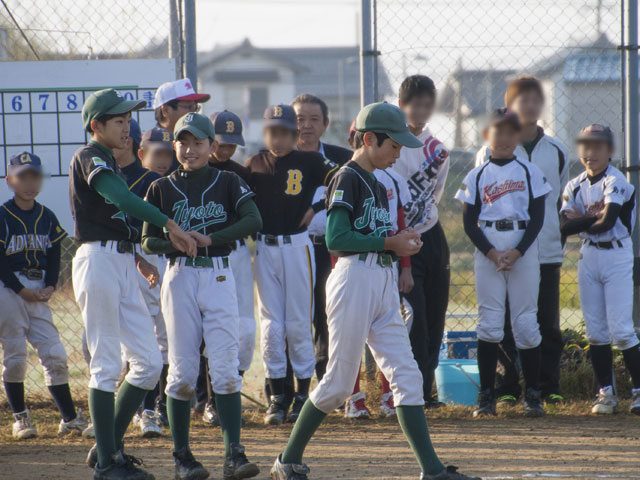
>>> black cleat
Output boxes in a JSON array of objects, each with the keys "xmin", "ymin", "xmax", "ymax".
[
  {"xmin": 472, "ymin": 389, "xmax": 496, "ymax": 417},
  {"xmin": 173, "ymin": 447, "xmax": 210, "ymax": 480},
  {"xmin": 523, "ymin": 388, "xmax": 545, "ymax": 417},
  {"xmin": 223, "ymin": 443, "xmax": 260, "ymax": 479},
  {"xmin": 155, "ymin": 399, "xmax": 169, "ymax": 427},
  {"xmin": 264, "ymin": 394, "xmax": 287, "ymax": 425},
  {"xmin": 421, "ymin": 465, "xmax": 481, "ymax": 480},
  {"xmin": 93, "ymin": 450, "xmax": 154, "ymax": 480},
  {"xmin": 287, "ymin": 394, "xmax": 307, "ymax": 423},
  {"xmin": 270, "ymin": 454, "xmax": 310, "ymax": 480}
]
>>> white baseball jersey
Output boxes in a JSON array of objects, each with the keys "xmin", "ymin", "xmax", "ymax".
[
  {"xmin": 561, "ymin": 165, "xmax": 635, "ymax": 243},
  {"xmin": 455, "ymin": 158, "xmax": 551, "ymax": 220},
  {"xmin": 391, "ymin": 127, "xmax": 449, "ymax": 233},
  {"xmin": 374, "ymin": 168, "xmax": 411, "ymax": 233}
]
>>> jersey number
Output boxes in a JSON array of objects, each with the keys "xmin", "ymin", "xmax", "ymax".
[{"xmin": 285, "ymin": 169, "xmax": 303, "ymax": 195}]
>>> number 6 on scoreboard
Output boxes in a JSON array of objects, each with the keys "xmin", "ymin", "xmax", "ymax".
[{"xmin": 11, "ymin": 95, "xmax": 22, "ymax": 112}]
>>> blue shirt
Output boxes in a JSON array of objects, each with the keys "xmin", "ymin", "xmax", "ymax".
[{"xmin": 120, "ymin": 159, "xmax": 161, "ymax": 238}]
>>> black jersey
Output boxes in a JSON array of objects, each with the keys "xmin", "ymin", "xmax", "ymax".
[
  {"xmin": 326, "ymin": 161, "xmax": 393, "ymax": 257},
  {"xmin": 120, "ymin": 159, "xmax": 162, "ymax": 236},
  {"xmin": 209, "ymin": 158, "xmax": 250, "ymax": 183},
  {"xmin": 245, "ymin": 150, "xmax": 338, "ymax": 235},
  {"xmin": 69, "ymin": 141, "xmax": 138, "ymax": 243},
  {"xmin": 145, "ymin": 166, "xmax": 255, "ymax": 258}
]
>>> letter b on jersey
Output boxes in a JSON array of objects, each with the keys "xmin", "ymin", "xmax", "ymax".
[{"xmin": 285, "ymin": 169, "xmax": 303, "ymax": 195}]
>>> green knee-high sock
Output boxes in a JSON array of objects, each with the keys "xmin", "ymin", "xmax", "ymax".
[
  {"xmin": 396, "ymin": 405, "xmax": 445, "ymax": 475},
  {"xmin": 281, "ymin": 399, "xmax": 326, "ymax": 464},
  {"xmin": 167, "ymin": 396, "xmax": 191, "ymax": 452},
  {"xmin": 113, "ymin": 381, "xmax": 149, "ymax": 444},
  {"xmin": 216, "ymin": 392, "xmax": 242, "ymax": 456},
  {"xmin": 89, "ymin": 388, "xmax": 116, "ymax": 469}
]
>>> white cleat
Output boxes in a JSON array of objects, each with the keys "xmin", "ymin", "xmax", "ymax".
[
  {"xmin": 12, "ymin": 409, "xmax": 37, "ymax": 439},
  {"xmin": 139, "ymin": 409, "xmax": 163, "ymax": 438},
  {"xmin": 591, "ymin": 386, "xmax": 618, "ymax": 415},
  {"xmin": 344, "ymin": 392, "xmax": 371, "ymax": 419},
  {"xmin": 58, "ymin": 408, "xmax": 90, "ymax": 436},
  {"xmin": 630, "ymin": 388, "xmax": 640, "ymax": 415},
  {"xmin": 82, "ymin": 422, "xmax": 95, "ymax": 439},
  {"xmin": 379, "ymin": 392, "xmax": 396, "ymax": 418}
]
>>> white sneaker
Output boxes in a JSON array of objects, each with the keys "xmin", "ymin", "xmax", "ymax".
[
  {"xmin": 380, "ymin": 392, "xmax": 396, "ymax": 418},
  {"xmin": 139, "ymin": 409, "xmax": 162, "ymax": 438},
  {"xmin": 132, "ymin": 410, "xmax": 142, "ymax": 426},
  {"xmin": 82, "ymin": 422, "xmax": 95, "ymax": 439},
  {"xmin": 344, "ymin": 392, "xmax": 371, "ymax": 419},
  {"xmin": 12, "ymin": 410, "xmax": 37, "ymax": 439},
  {"xmin": 59, "ymin": 408, "xmax": 90, "ymax": 436},
  {"xmin": 592, "ymin": 386, "xmax": 618, "ymax": 414},
  {"xmin": 630, "ymin": 388, "xmax": 640, "ymax": 415}
]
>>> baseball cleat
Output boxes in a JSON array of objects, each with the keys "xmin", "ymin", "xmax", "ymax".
[
  {"xmin": 12, "ymin": 409, "xmax": 37, "ymax": 439},
  {"xmin": 93, "ymin": 450, "xmax": 154, "ymax": 480},
  {"xmin": 287, "ymin": 393, "xmax": 308, "ymax": 423},
  {"xmin": 523, "ymin": 388, "xmax": 545, "ymax": 417},
  {"xmin": 496, "ymin": 394, "xmax": 517, "ymax": 407},
  {"xmin": 344, "ymin": 392, "xmax": 371, "ymax": 419},
  {"xmin": 155, "ymin": 399, "xmax": 169, "ymax": 427},
  {"xmin": 83, "ymin": 421, "xmax": 96, "ymax": 438},
  {"xmin": 202, "ymin": 401, "xmax": 220, "ymax": 427},
  {"xmin": 472, "ymin": 389, "xmax": 496, "ymax": 417},
  {"xmin": 591, "ymin": 386, "xmax": 618, "ymax": 415},
  {"xmin": 264, "ymin": 394, "xmax": 287, "ymax": 425},
  {"xmin": 379, "ymin": 392, "xmax": 396, "ymax": 418},
  {"xmin": 173, "ymin": 447, "xmax": 209, "ymax": 480},
  {"xmin": 421, "ymin": 465, "xmax": 481, "ymax": 480},
  {"xmin": 59, "ymin": 408, "xmax": 90, "ymax": 436},
  {"xmin": 139, "ymin": 409, "xmax": 163, "ymax": 438},
  {"xmin": 630, "ymin": 388, "xmax": 640, "ymax": 415},
  {"xmin": 223, "ymin": 443, "xmax": 260, "ymax": 479},
  {"xmin": 270, "ymin": 454, "xmax": 310, "ymax": 480}
]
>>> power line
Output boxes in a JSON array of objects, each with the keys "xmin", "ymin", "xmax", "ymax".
[{"xmin": 1, "ymin": 0, "xmax": 40, "ymax": 60}]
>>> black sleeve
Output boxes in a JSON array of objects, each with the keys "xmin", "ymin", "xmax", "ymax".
[
  {"xmin": 462, "ymin": 202, "xmax": 494, "ymax": 255},
  {"xmin": 0, "ymin": 245, "xmax": 24, "ymax": 293},
  {"xmin": 587, "ymin": 203, "xmax": 622, "ymax": 234},
  {"xmin": 515, "ymin": 195, "xmax": 546, "ymax": 255},
  {"xmin": 559, "ymin": 213, "xmax": 598, "ymax": 237},
  {"xmin": 44, "ymin": 242, "xmax": 61, "ymax": 288},
  {"xmin": 312, "ymin": 199, "xmax": 325, "ymax": 213}
]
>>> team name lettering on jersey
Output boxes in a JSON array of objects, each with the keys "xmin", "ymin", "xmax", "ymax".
[
  {"xmin": 354, "ymin": 197, "xmax": 392, "ymax": 234},
  {"xmin": 5, "ymin": 234, "xmax": 52, "ymax": 255},
  {"xmin": 172, "ymin": 199, "xmax": 227, "ymax": 231},
  {"xmin": 483, "ymin": 180, "xmax": 526, "ymax": 203}
]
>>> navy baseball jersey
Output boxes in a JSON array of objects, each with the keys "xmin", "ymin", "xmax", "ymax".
[
  {"xmin": 120, "ymin": 159, "xmax": 162, "ymax": 235},
  {"xmin": 145, "ymin": 166, "xmax": 255, "ymax": 258},
  {"xmin": 0, "ymin": 199, "xmax": 67, "ymax": 271}
]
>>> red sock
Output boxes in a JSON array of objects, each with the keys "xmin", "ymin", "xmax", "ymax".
[
  {"xmin": 380, "ymin": 371, "xmax": 391, "ymax": 395},
  {"xmin": 351, "ymin": 364, "xmax": 362, "ymax": 395}
]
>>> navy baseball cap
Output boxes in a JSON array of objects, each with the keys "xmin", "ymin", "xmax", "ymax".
[
  {"xmin": 263, "ymin": 104, "xmax": 297, "ymax": 131},
  {"xmin": 577, "ymin": 124, "xmax": 614, "ymax": 146},
  {"xmin": 210, "ymin": 110, "xmax": 245, "ymax": 146},
  {"xmin": 8, "ymin": 152, "xmax": 43, "ymax": 176},
  {"xmin": 141, "ymin": 127, "xmax": 174, "ymax": 151},
  {"xmin": 129, "ymin": 118, "xmax": 141, "ymax": 147},
  {"xmin": 487, "ymin": 107, "xmax": 521, "ymax": 131}
]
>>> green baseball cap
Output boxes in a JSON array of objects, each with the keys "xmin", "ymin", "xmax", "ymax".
[
  {"xmin": 174, "ymin": 112, "xmax": 215, "ymax": 141},
  {"xmin": 354, "ymin": 102, "xmax": 422, "ymax": 148},
  {"xmin": 82, "ymin": 88, "xmax": 146, "ymax": 130}
]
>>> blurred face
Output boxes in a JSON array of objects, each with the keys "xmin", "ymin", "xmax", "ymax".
[
  {"xmin": 91, "ymin": 113, "xmax": 131, "ymax": 150},
  {"xmin": 399, "ymin": 94, "xmax": 435, "ymax": 131},
  {"xmin": 140, "ymin": 147, "xmax": 174, "ymax": 176},
  {"xmin": 365, "ymin": 133, "xmax": 403, "ymax": 170},
  {"xmin": 264, "ymin": 127, "xmax": 297, "ymax": 157},
  {"xmin": 112, "ymin": 136, "xmax": 136, "ymax": 166},
  {"xmin": 7, "ymin": 170, "xmax": 43, "ymax": 203},
  {"xmin": 162, "ymin": 100, "xmax": 198, "ymax": 129},
  {"xmin": 174, "ymin": 131, "xmax": 216, "ymax": 171},
  {"xmin": 509, "ymin": 90, "xmax": 543, "ymax": 126},
  {"xmin": 294, "ymin": 102, "xmax": 327, "ymax": 148},
  {"xmin": 211, "ymin": 144, "xmax": 237, "ymax": 163},
  {"xmin": 485, "ymin": 123, "xmax": 521, "ymax": 158},
  {"xmin": 578, "ymin": 140, "xmax": 612, "ymax": 176}
]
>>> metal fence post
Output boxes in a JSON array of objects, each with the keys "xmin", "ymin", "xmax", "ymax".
[
  {"xmin": 169, "ymin": 0, "xmax": 181, "ymax": 77},
  {"xmin": 360, "ymin": 0, "xmax": 374, "ymax": 107},
  {"xmin": 183, "ymin": 0, "xmax": 198, "ymax": 86}
]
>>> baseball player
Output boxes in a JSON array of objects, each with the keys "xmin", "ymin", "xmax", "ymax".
[
  {"xmin": 0, "ymin": 152, "xmax": 90, "ymax": 439},
  {"xmin": 476, "ymin": 76, "xmax": 569, "ymax": 405},
  {"xmin": 142, "ymin": 112, "xmax": 261, "ymax": 480},
  {"xmin": 244, "ymin": 104, "xmax": 338, "ymax": 425},
  {"xmin": 455, "ymin": 108, "xmax": 551, "ymax": 418},
  {"xmin": 112, "ymin": 120, "xmax": 167, "ymax": 437},
  {"xmin": 560, "ymin": 124, "xmax": 640, "ymax": 415},
  {"xmin": 71, "ymin": 88, "xmax": 195, "ymax": 479},
  {"xmin": 138, "ymin": 126, "xmax": 175, "ymax": 177},
  {"xmin": 270, "ymin": 102, "xmax": 478, "ymax": 480}
]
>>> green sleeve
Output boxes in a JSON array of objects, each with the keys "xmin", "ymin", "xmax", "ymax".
[
  {"xmin": 93, "ymin": 170, "xmax": 168, "ymax": 228},
  {"xmin": 141, "ymin": 220, "xmax": 176, "ymax": 254},
  {"xmin": 209, "ymin": 199, "xmax": 262, "ymax": 246},
  {"xmin": 326, "ymin": 207, "xmax": 385, "ymax": 252}
]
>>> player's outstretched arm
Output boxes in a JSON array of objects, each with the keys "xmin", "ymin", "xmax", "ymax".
[{"xmin": 190, "ymin": 199, "xmax": 263, "ymax": 248}]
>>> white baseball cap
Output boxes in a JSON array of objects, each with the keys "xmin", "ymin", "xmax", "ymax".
[{"xmin": 152, "ymin": 78, "xmax": 211, "ymax": 109}]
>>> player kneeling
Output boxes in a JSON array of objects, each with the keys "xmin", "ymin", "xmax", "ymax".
[
  {"xmin": 142, "ymin": 112, "xmax": 262, "ymax": 480},
  {"xmin": 455, "ymin": 109, "xmax": 551, "ymax": 418},
  {"xmin": 560, "ymin": 124, "xmax": 640, "ymax": 415}
]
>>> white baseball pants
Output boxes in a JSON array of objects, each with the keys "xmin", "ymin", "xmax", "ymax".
[
  {"xmin": 229, "ymin": 242, "xmax": 256, "ymax": 372},
  {"xmin": 136, "ymin": 252, "xmax": 168, "ymax": 363}
]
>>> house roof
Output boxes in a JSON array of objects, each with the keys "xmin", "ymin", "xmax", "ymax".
[
  {"xmin": 563, "ymin": 52, "xmax": 624, "ymax": 83},
  {"xmin": 440, "ymin": 69, "xmax": 515, "ymax": 117}
]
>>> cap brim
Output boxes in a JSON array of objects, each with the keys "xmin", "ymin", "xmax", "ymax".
[
  {"xmin": 105, "ymin": 99, "xmax": 147, "ymax": 115},
  {"xmin": 215, "ymin": 133, "xmax": 245, "ymax": 146},
  {"xmin": 142, "ymin": 141, "xmax": 174, "ymax": 151},
  {"xmin": 177, "ymin": 93, "xmax": 211, "ymax": 103},
  {"xmin": 175, "ymin": 125, "xmax": 210, "ymax": 140},
  {"xmin": 263, "ymin": 119, "xmax": 297, "ymax": 131},
  {"xmin": 388, "ymin": 130, "xmax": 424, "ymax": 148},
  {"xmin": 8, "ymin": 164, "xmax": 43, "ymax": 176}
]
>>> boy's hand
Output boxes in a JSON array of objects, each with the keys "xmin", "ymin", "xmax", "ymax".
[
  {"xmin": 385, "ymin": 230, "xmax": 422, "ymax": 257},
  {"xmin": 38, "ymin": 286, "xmax": 55, "ymax": 302},
  {"xmin": 188, "ymin": 230, "xmax": 212, "ymax": 247},
  {"xmin": 398, "ymin": 267, "xmax": 414, "ymax": 293},
  {"xmin": 18, "ymin": 288, "xmax": 42, "ymax": 303},
  {"xmin": 486, "ymin": 248, "xmax": 506, "ymax": 269},
  {"xmin": 498, "ymin": 248, "xmax": 522, "ymax": 271},
  {"xmin": 135, "ymin": 255, "xmax": 159, "ymax": 288},
  {"xmin": 298, "ymin": 207, "xmax": 316, "ymax": 228},
  {"xmin": 166, "ymin": 220, "xmax": 198, "ymax": 257}
]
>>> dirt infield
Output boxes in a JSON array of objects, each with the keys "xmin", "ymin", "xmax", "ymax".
[{"xmin": 1, "ymin": 405, "xmax": 640, "ymax": 480}]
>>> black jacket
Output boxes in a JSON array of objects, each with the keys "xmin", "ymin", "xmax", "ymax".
[{"xmin": 323, "ymin": 143, "xmax": 352, "ymax": 166}]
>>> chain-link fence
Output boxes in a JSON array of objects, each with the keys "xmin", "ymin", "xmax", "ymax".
[{"xmin": 374, "ymin": 0, "xmax": 623, "ymax": 333}]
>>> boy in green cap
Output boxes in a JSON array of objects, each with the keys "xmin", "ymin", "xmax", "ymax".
[
  {"xmin": 71, "ymin": 88, "xmax": 196, "ymax": 480},
  {"xmin": 142, "ymin": 112, "xmax": 262, "ymax": 480},
  {"xmin": 269, "ymin": 102, "xmax": 478, "ymax": 480}
]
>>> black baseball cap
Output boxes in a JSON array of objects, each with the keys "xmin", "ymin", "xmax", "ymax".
[
  {"xmin": 141, "ymin": 127, "xmax": 174, "ymax": 151},
  {"xmin": 486, "ymin": 107, "xmax": 521, "ymax": 131},
  {"xmin": 8, "ymin": 151, "xmax": 43, "ymax": 176},
  {"xmin": 577, "ymin": 124, "xmax": 614, "ymax": 146},
  {"xmin": 210, "ymin": 110, "xmax": 245, "ymax": 146},
  {"xmin": 263, "ymin": 104, "xmax": 297, "ymax": 131}
]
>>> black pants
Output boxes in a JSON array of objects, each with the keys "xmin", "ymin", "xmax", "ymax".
[
  {"xmin": 312, "ymin": 236, "xmax": 331, "ymax": 380},
  {"xmin": 405, "ymin": 222, "xmax": 450, "ymax": 400},
  {"xmin": 496, "ymin": 263, "xmax": 564, "ymax": 398}
]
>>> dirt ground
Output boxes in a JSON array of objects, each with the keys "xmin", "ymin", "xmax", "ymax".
[{"xmin": 1, "ymin": 404, "xmax": 640, "ymax": 480}]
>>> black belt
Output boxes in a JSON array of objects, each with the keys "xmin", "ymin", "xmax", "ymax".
[
  {"xmin": 100, "ymin": 240, "xmax": 135, "ymax": 254},
  {"xmin": 18, "ymin": 268, "xmax": 44, "ymax": 281},
  {"xmin": 257, "ymin": 233, "xmax": 292, "ymax": 246},
  {"xmin": 484, "ymin": 220, "xmax": 528, "ymax": 231},
  {"xmin": 309, "ymin": 235, "xmax": 325, "ymax": 246},
  {"xmin": 169, "ymin": 256, "xmax": 229, "ymax": 268},
  {"xmin": 587, "ymin": 239, "xmax": 623, "ymax": 250}
]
